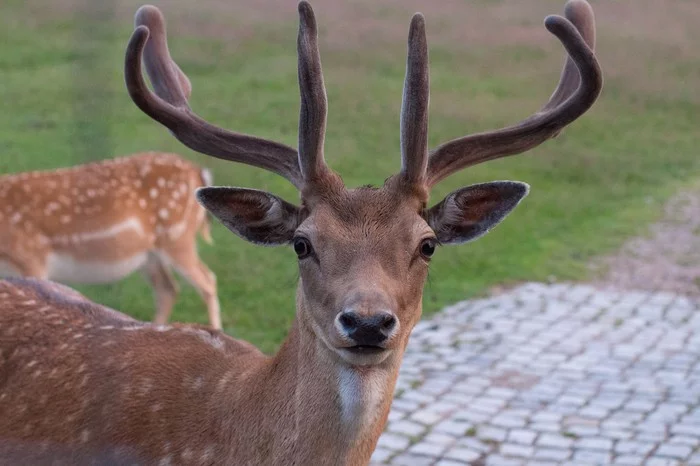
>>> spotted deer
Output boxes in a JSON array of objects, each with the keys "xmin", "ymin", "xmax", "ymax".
[
  {"xmin": 0, "ymin": 1, "xmax": 601, "ymax": 464},
  {"xmin": 0, "ymin": 152, "xmax": 222, "ymax": 329}
]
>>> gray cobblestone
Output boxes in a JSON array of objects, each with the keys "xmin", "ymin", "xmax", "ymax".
[
  {"xmin": 508, "ymin": 429, "xmax": 537, "ymax": 445},
  {"xmin": 376, "ymin": 433, "xmax": 411, "ymax": 451},
  {"xmin": 655, "ymin": 443, "xmax": 693, "ymax": 460},
  {"xmin": 500, "ymin": 443, "xmax": 534, "ymax": 458},
  {"xmin": 408, "ymin": 442, "xmax": 448, "ymax": 457},
  {"xmin": 645, "ymin": 459, "xmax": 681, "ymax": 466},
  {"xmin": 372, "ymin": 283, "xmax": 700, "ymax": 465},
  {"xmin": 536, "ymin": 433, "xmax": 574, "ymax": 449},
  {"xmin": 434, "ymin": 461, "xmax": 465, "ymax": 466},
  {"xmin": 409, "ymin": 408, "xmax": 444, "ymax": 425},
  {"xmin": 533, "ymin": 447, "xmax": 571, "ymax": 461},
  {"xmin": 615, "ymin": 440, "xmax": 656, "ymax": 456},
  {"xmin": 432, "ymin": 420, "xmax": 473, "ymax": 437},
  {"xmin": 369, "ymin": 448, "xmax": 393, "ymax": 464},
  {"xmin": 614, "ymin": 455, "xmax": 646, "ymax": 465},
  {"xmin": 573, "ymin": 449, "xmax": 611, "ymax": 464},
  {"xmin": 477, "ymin": 426, "xmax": 508, "ymax": 442},
  {"xmin": 388, "ymin": 420, "xmax": 426, "ymax": 437},
  {"xmin": 575, "ymin": 436, "xmax": 616, "ymax": 452},
  {"xmin": 443, "ymin": 446, "xmax": 481, "ymax": 462}
]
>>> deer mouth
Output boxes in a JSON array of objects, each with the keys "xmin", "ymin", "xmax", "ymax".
[{"xmin": 344, "ymin": 345, "xmax": 386, "ymax": 355}]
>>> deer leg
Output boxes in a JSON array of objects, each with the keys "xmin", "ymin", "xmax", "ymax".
[
  {"xmin": 0, "ymin": 252, "xmax": 47, "ymax": 279},
  {"xmin": 142, "ymin": 254, "xmax": 180, "ymax": 326},
  {"xmin": 161, "ymin": 248, "xmax": 221, "ymax": 330}
]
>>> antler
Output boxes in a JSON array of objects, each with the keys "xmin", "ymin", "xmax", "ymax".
[
  {"xmin": 125, "ymin": 5, "xmax": 305, "ymax": 189},
  {"xmin": 399, "ymin": 13, "xmax": 430, "ymax": 186},
  {"xmin": 425, "ymin": 0, "xmax": 602, "ymax": 187},
  {"xmin": 297, "ymin": 2, "xmax": 331, "ymax": 183}
]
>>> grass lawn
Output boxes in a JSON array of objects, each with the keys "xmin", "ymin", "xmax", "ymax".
[{"xmin": 1, "ymin": 0, "xmax": 699, "ymax": 353}]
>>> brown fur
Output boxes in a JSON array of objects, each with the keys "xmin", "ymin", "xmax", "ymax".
[{"xmin": 0, "ymin": 152, "xmax": 221, "ymax": 329}]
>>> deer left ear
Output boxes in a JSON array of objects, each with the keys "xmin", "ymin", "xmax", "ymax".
[
  {"xmin": 425, "ymin": 181, "xmax": 529, "ymax": 245},
  {"xmin": 196, "ymin": 187, "xmax": 303, "ymax": 246}
]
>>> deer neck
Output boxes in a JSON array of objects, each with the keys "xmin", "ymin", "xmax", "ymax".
[{"xmin": 256, "ymin": 293, "xmax": 403, "ymax": 465}]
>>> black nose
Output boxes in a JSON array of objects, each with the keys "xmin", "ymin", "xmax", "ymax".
[{"xmin": 338, "ymin": 311, "xmax": 397, "ymax": 346}]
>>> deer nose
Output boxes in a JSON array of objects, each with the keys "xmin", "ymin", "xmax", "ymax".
[{"xmin": 336, "ymin": 311, "xmax": 397, "ymax": 346}]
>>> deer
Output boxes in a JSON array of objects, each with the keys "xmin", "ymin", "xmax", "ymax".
[
  {"xmin": 0, "ymin": 152, "xmax": 222, "ymax": 329},
  {"xmin": 0, "ymin": 0, "xmax": 602, "ymax": 464}
]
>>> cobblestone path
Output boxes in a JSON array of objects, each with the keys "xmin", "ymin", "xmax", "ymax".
[{"xmin": 371, "ymin": 283, "xmax": 700, "ymax": 466}]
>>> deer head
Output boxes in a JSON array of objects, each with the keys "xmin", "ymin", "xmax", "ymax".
[{"xmin": 125, "ymin": 1, "xmax": 602, "ymax": 367}]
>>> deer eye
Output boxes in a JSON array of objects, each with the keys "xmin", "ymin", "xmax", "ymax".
[
  {"xmin": 293, "ymin": 237, "xmax": 313, "ymax": 259},
  {"xmin": 419, "ymin": 238, "xmax": 437, "ymax": 259}
]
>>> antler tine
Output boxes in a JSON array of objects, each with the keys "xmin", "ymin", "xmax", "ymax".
[
  {"xmin": 399, "ymin": 13, "xmax": 430, "ymax": 187},
  {"xmin": 297, "ymin": 1, "xmax": 331, "ymax": 183},
  {"xmin": 425, "ymin": 0, "xmax": 602, "ymax": 188},
  {"xmin": 125, "ymin": 5, "xmax": 305, "ymax": 190},
  {"xmin": 544, "ymin": 0, "xmax": 596, "ymax": 112}
]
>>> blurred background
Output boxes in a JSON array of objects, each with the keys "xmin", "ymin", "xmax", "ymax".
[{"xmin": 1, "ymin": 0, "xmax": 698, "ymax": 353}]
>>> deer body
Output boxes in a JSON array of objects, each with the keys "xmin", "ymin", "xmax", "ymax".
[
  {"xmin": 0, "ymin": 277, "xmax": 394, "ymax": 465},
  {"xmin": 0, "ymin": 152, "xmax": 222, "ymax": 328},
  {"xmin": 0, "ymin": 0, "xmax": 602, "ymax": 464}
]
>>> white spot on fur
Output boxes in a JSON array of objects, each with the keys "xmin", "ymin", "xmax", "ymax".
[
  {"xmin": 139, "ymin": 198, "xmax": 147, "ymax": 209},
  {"xmin": 10, "ymin": 212, "xmax": 21, "ymax": 224},
  {"xmin": 200, "ymin": 446, "xmax": 215, "ymax": 462},
  {"xmin": 150, "ymin": 188, "xmax": 159, "ymax": 199},
  {"xmin": 192, "ymin": 376, "xmax": 204, "ymax": 391},
  {"xmin": 168, "ymin": 222, "xmax": 186, "ymax": 240},
  {"xmin": 140, "ymin": 378, "xmax": 154, "ymax": 395},
  {"xmin": 72, "ymin": 218, "xmax": 145, "ymax": 242},
  {"xmin": 81, "ymin": 429, "xmax": 90, "ymax": 443},
  {"xmin": 216, "ymin": 371, "xmax": 234, "ymax": 393},
  {"xmin": 158, "ymin": 208, "xmax": 169, "ymax": 220}
]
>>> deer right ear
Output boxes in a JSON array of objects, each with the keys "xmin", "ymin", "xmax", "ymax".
[
  {"xmin": 196, "ymin": 187, "xmax": 303, "ymax": 245},
  {"xmin": 425, "ymin": 181, "xmax": 529, "ymax": 245}
]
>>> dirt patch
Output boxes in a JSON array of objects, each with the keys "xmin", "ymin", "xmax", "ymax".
[{"xmin": 591, "ymin": 189, "xmax": 700, "ymax": 295}]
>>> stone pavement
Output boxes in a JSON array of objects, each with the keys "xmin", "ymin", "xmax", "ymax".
[{"xmin": 371, "ymin": 283, "xmax": 700, "ymax": 466}]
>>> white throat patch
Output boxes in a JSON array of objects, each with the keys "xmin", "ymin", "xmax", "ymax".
[{"xmin": 337, "ymin": 367, "xmax": 386, "ymax": 432}]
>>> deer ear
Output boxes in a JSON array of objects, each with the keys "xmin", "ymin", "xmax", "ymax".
[
  {"xmin": 196, "ymin": 187, "xmax": 303, "ymax": 245},
  {"xmin": 426, "ymin": 181, "xmax": 529, "ymax": 245}
]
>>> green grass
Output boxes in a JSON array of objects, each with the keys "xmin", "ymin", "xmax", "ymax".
[{"xmin": 1, "ymin": 1, "xmax": 699, "ymax": 353}]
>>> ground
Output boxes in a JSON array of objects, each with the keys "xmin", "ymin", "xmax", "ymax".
[
  {"xmin": 373, "ymin": 282, "xmax": 700, "ymax": 465},
  {"xmin": 592, "ymin": 187, "xmax": 700, "ymax": 296}
]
